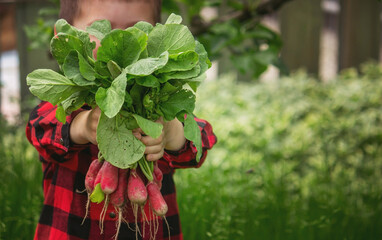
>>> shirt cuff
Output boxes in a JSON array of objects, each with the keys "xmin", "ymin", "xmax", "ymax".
[{"xmin": 164, "ymin": 140, "xmax": 197, "ymax": 157}]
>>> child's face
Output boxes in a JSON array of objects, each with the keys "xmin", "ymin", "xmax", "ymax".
[{"xmin": 73, "ymin": 0, "xmax": 156, "ymax": 57}]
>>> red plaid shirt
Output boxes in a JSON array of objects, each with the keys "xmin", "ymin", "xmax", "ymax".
[{"xmin": 26, "ymin": 101, "xmax": 217, "ymax": 240}]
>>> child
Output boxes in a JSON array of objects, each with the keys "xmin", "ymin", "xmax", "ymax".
[{"xmin": 25, "ymin": 0, "xmax": 217, "ymax": 239}]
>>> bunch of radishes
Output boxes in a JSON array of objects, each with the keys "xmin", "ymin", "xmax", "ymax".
[{"xmin": 84, "ymin": 157, "xmax": 167, "ymax": 239}]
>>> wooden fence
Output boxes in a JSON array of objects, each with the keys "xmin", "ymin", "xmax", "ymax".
[{"xmin": 279, "ymin": 0, "xmax": 381, "ymax": 80}]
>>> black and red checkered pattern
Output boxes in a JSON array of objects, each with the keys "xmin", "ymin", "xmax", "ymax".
[{"xmin": 26, "ymin": 101, "xmax": 217, "ymax": 240}]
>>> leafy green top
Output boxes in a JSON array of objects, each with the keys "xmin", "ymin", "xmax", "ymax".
[{"xmin": 27, "ymin": 13, "xmax": 211, "ymax": 169}]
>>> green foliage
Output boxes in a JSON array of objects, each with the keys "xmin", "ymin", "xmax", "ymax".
[
  {"xmin": 27, "ymin": 69, "xmax": 81, "ymax": 105},
  {"xmin": 175, "ymin": 63, "xmax": 382, "ymax": 239},
  {"xmin": 96, "ymin": 113, "xmax": 146, "ymax": 169},
  {"xmin": 162, "ymin": 0, "xmax": 282, "ymax": 79},
  {"xmin": 23, "ymin": 0, "xmax": 59, "ymax": 50},
  {"xmin": 0, "ymin": 119, "xmax": 42, "ymax": 239},
  {"xmin": 200, "ymin": 21, "xmax": 282, "ymax": 78}
]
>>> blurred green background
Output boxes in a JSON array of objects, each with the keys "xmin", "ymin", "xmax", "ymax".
[{"xmin": 1, "ymin": 0, "xmax": 382, "ymax": 239}]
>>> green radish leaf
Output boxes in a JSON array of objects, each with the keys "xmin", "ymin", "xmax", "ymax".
[
  {"xmin": 125, "ymin": 51, "xmax": 168, "ymax": 76},
  {"xmin": 63, "ymin": 51, "xmax": 95, "ymax": 86},
  {"xmin": 132, "ymin": 114, "xmax": 163, "ymax": 139},
  {"xmin": 97, "ymin": 113, "xmax": 145, "ymax": 169},
  {"xmin": 121, "ymin": 111, "xmax": 139, "ymax": 130},
  {"xmin": 136, "ymin": 75, "xmax": 160, "ymax": 88},
  {"xmin": 184, "ymin": 113, "xmax": 202, "ymax": 161},
  {"xmin": 55, "ymin": 19, "xmax": 78, "ymax": 36},
  {"xmin": 156, "ymin": 50, "xmax": 199, "ymax": 73},
  {"xmin": 55, "ymin": 91, "xmax": 87, "ymax": 124},
  {"xmin": 195, "ymin": 40, "xmax": 211, "ymax": 75},
  {"xmin": 61, "ymin": 91, "xmax": 87, "ymax": 114},
  {"xmin": 95, "ymin": 61, "xmax": 111, "ymax": 78},
  {"xmin": 160, "ymin": 82, "xmax": 178, "ymax": 96},
  {"xmin": 86, "ymin": 19, "xmax": 112, "ymax": 41},
  {"xmin": 176, "ymin": 110, "xmax": 187, "ymax": 122},
  {"xmin": 147, "ymin": 24, "xmax": 195, "ymax": 57},
  {"xmin": 125, "ymin": 27, "xmax": 148, "ymax": 54},
  {"xmin": 124, "ymin": 92, "xmax": 133, "ymax": 107},
  {"xmin": 165, "ymin": 13, "xmax": 183, "ymax": 24},
  {"xmin": 97, "ymin": 29, "xmax": 141, "ymax": 68},
  {"xmin": 78, "ymin": 52, "xmax": 96, "ymax": 81},
  {"xmin": 50, "ymin": 33, "xmax": 85, "ymax": 65},
  {"xmin": 90, "ymin": 183, "xmax": 105, "ymax": 203},
  {"xmin": 27, "ymin": 69, "xmax": 81, "ymax": 105},
  {"xmin": 160, "ymin": 65, "xmax": 201, "ymax": 82},
  {"xmin": 186, "ymin": 73, "xmax": 204, "ymax": 92},
  {"xmin": 130, "ymin": 84, "xmax": 145, "ymax": 116},
  {"xmin": 120, "ymin": 111, "xmax": 138, "ymax": 130},
  {"xmin": 55, "ymin": 19, "xmax": 95, "ymax": 58},
  {"xmin": 188, "ymin": 81, "xmax": 201, "ymax": 92},
  {"xmin": 134, "ymin": 21, "xmax": 153, "ymax": 34},
  {"xmin": 55, "ymin": 104, "xmax": 67, "ymax": 123},
  {"xmin": 159, "ymin": 89, "xmax": 195, "ymax": 121},
  {"xmin": 107, "ymin": 60, "xmax": 122, "ymax": 79},
  {"xmin": 95, "ymin": 71, "xmax": 127, "ymax": 118}
]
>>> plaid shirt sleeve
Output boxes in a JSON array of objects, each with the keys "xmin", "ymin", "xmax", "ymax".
[
  {"xmin": 25, "ymin": 101, "xmax": 91, "ymax": 164},
  {"xmin": 163, "ymin": 117, "xmax": 217, "ymax": 169}
]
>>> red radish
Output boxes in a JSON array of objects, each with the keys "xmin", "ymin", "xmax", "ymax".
[
  {"xmin": 127, "ymin": 168, "xmax": 147, "ymax": 206},
  {"xmin": 83, "ymin": 159, "xmax": 104, "ymax": 225},
  {"xmin": 110, "ymin": 168, "xmax": 129, "ymax": 240},
  {"xmin": 153, "ymin": 163, "xmax": 163, "ymax": 189},
  {"xmin": 153, "ymin": 173, "xmax": 162, "ymax": 190},
  {"xmin": 93, "ymin": 162, "xmax": 104, "ymax": 187},
  {"xmin": 94, "ymin": 161, "xmax": 119, "ymax": 234},
  {"xmin": 110, "ymin": 168, "xmax": 129, "ymax": 207},
  {"xmin": 85, "ymin": 159, "xmax": 103, "ymax": 193},
  {"xmin": 100, "ymin": 161, "xmax": 119, "ymax": 194},
  {"xmin": 147, "ymin": 182, "xmax": 168, "ymax": 217}
]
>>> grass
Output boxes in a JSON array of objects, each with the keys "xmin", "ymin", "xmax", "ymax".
[
  {"xmin": 175, "ymin": 159, "xmax": 382, "ymax": 240},
  {"xmin": 174, "ymin": 71, "xmax": 382, "ymax": 240},
  {"xmin": 0, "ymin": 118, "xmax": 43, "ymax": 240}
]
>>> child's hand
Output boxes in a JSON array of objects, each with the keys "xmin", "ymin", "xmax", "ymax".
[
  {"xmin": 70, "ymin": 107, "xmax": 101, "ymax": 145},
  {"xmin": 132, "ymin": 118, "xmax": 166, "ymax": 161},
  {"xmin": 163, "ymin": 118, "xmax": 187, "ymax": 151},
  {"xmin": 132, "ymin": 118, "xmax": 187, "ymax": 161}
]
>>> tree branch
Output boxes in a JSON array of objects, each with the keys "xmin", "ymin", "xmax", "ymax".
[{"xmin": 191, "ymin": 0, "xmax": 294, "ymax": 36}]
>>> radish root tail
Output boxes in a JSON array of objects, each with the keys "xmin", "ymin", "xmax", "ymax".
[
  {"xmin": 99, "ymin": 195, "xmax": 109, "ymax": 234},
  {"xmin": 164, "ymin": 216, "xmax": 171, "ymax": 240},
  {"xmin": 81, "ymin": 193, "xmax": 91, "ymax": 225},
  {"xmin": 113, "ymin": 207, "xmax": 122, "ymax": 240}
]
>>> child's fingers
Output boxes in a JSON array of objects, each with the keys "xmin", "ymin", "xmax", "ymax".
[
  {"xmin": 146, "ymin": 149, "xmax": 164, "ymax": 161},
  {"xmin": 155, "ymin": 116, "xmax": 164, "ymax": 124},
  {"xmin": 132, "ymin": 128, "xmax": 144, "ymax": 139},
  {"xmin": 132, "ymin": 131, "xmax": 141, "ymax": 140},
  {"xmin": 144, "ymin": 145, "xmax": 163, "ymax": 155},
  {"xmin": 140, "ymin": 133, "xmax": 164, "ymax": 146}
]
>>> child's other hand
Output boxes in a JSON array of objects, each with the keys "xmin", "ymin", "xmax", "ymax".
[
  {"xmin": 132, "ymin": 118, "xmax": 187, "ymax": 161},
  {"xmin": 133, "ymin": 118, "xmax": 166, "ymax": 161},
  {"xmin": 70, "ymin": 107, "xmax": 101, "ymax": 145},
  {"xmin": 163, "ymin": 118, "xmax": 186, "ymax": 152}
]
